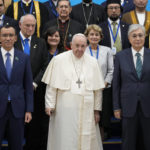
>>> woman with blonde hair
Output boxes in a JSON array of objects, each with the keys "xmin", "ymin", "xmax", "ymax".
[{"xmin": 85, "ymin": 24, "xmax": 114, "ymax": 140}]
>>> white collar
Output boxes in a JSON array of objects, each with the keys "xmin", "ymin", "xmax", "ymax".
[
  {"xmin": 0, "ymin": 14, "xmax": 4, "ymax": 20},
  {"xmin": 20, "ymin": 31, "xmax": 32, "ymax": 41},
  {"xmin": 1, "ymin": 47, "xmax": 14, "ymax": 57},
  {"xmin": 132, "ymin": 47, "xmax": 144, "ymax": 57},
  {"xmin": 108, "ymin": 18, "xmax": 120, "ymax": 25},
  {"xmin": 22, "ymin": 0, "xmax": 32, "ymax": 5}
]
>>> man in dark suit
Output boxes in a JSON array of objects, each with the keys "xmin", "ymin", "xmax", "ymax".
[
  {"xmin": 100, "ymin": 0, "xmax": 130, "ymax": 54},
  {"xmin": 0, "ymin": 0, "xmax": 18, "ymax": 32},
  {"xmin": 0, "ymin": 25, "xmax": 33, "ymax": 150},
  {"xmin": 70, "ymin": 0, "xmax": 106, "ymax": 30},
  {"xmin": 145, "ymin": 33, "xmax": 150, "ymax": 48},
  {"xmin": 43, "ymin": 0, "xmax": 84, "ymax": 51},
  {"xmin": 15, "ymin": 14, "xmax": 49, "ymax": 150},
  {"xmin": 113, "ymin": 24, "xmax": 150, "ymax": 150}
]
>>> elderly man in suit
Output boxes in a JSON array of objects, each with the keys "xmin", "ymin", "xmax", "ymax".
[
  {"xmin": 0, "ymin": 25, "xmax": 33, "ymax": 150},
  {"xmin": 15, "ymin": 14, "xmax": 49, "ymax": 150},
  {"xmin": 113, "ymin": 24, "xmax": 150, "ymax": 150}
]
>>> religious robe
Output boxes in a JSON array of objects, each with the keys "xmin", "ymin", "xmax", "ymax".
[
  {"xmin": 42, "ymin": 51, "xmax": 105, "ymax": 150},
  {"xmin": 70, "ymin": 3, "xmax": 106, "ymax": 30},
  {"xmin": 122, "ymin": 10, "xmax": 150, "ymax": 35}
]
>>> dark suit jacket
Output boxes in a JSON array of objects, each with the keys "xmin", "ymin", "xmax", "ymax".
[
  {"xmin": 70, "ymin": 3, "xmax": 106, "ymax": 30},
  {"xmin": 145, "ymin": 35, "xmax": 150, "ymax": 48},
  {"xmin": 15, "ymin": 35, "xmax": 48, "ymax": 85},
  {"xmin": 0, "ymin": 48, "xmax": 33, "ymax": 118},
  {"xmin": 43, "ymin": 0, "xmax": 58, "ymax": 20},
  {"xmin": 100, "ymin": 20, "xmax": 130, "ymax": 49},
  {"xmin": 113, "ymin": 48, "xmax": 150, "ymax": 118}
]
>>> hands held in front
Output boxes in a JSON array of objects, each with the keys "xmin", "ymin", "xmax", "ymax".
[
  {"xmin": 114, "ymin": 110, "xmax": 121, "ymax": 119},
  {"xmin": 94, "ymin": 110, "xmax": 100, "ymax": 124},
  {"xmin": 45, "ymin": 108, "xmax": 55, "ymax": 116},
  {"xmin": 25, "ymin": 112, "xmax": 32, "ymax": 123}
]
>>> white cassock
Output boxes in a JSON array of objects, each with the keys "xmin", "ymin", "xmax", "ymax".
[{"xmin": 42, "ymin": 51, "xmax": 105, "ymax": 150}]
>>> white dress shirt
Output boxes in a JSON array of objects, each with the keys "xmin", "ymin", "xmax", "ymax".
[
  {"xmin": 20, "ymin": 31, "xmax": 31, "ymax": 49},
  {"xmin": 1, "ymin": 47, "xmax": 14, "ymax": 67},
  {"xmin": 131, "ymin": 47, "xmax": 144, "ymax": 68},
  {"xmin": 136, "ymin": 12, "xmax": 145, "ymax": 26}
]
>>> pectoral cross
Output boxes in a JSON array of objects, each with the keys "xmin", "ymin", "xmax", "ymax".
[{"xmin": 76, "ymin": 78, "xmax": 82, "ymax": 88}]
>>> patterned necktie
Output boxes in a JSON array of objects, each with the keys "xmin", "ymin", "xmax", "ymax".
[
  {"xmin": 24, "ymin": 38, "xmax": 30, "ymax": 55},
  {"xmin": 5, "ymin": 52, "xmax": 12, "ymax": 80},
  {"xmin": 136, "ymin": 53, "xmax": 142, "ymax": 79},
  {"xmin": 112, "ymin": 21, "xmax": 122, "ymax": 52}
]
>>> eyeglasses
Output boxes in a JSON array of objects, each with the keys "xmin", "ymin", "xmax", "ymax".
[
  {"xmin": 131, "ymin": 34, "xmax": 145, "ymax": 39},
  {"xmin": 107, "ymin": 6, "xmax": 120, "ymax": 10}
]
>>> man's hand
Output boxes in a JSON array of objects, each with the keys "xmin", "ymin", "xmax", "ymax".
[
  {"xmin": 45, "ymin": 108, "xmax": 55, "ymax": 116},
  {"xmin": 25, "ymin": 112, "xmax": 32, "ymax": 123},
  {"xmin": 114, "ymin": 110, "xmax": 121, "ymax": 119},
  {"xmin": 94, "ymin": 110, "xmax": 100, "ymax": 124}
]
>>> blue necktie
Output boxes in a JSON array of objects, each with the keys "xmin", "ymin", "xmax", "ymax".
[
  {"xmin": 5, "ymin": 52, "xmax": 11, "ymax": 101},
  {"xmin": 24, "ymin": 38, "xmax": 30, "ymax": 55},
  {"xmin": 5, "ymin": 52, "xmax": 12, "ymax": 80},
  {"xmin": 136, "ymin": 53, "xmax": 142, "ymax": 79}
]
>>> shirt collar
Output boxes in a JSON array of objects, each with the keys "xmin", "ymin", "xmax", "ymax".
[
  {"xmin": 1, "ymin": 47, "xmax": 14, "ymax": 57},
  {"xmin": 108, "ymin": 18, "xmax": 120, "ymax": 25},
  {"xmin": 20, "ymin": 31, "xmax": 32, "ymax": 41},
  {"xmin": 0, "ymin": 14, "xmax": 4, "ymax": 20},
  {"xmin": 132, "ymin": 47, "xmax": 144, "ymax": 57},
  {"xmin": 22, "ymin": 0, "xmax": 32, "ymax": 5}
]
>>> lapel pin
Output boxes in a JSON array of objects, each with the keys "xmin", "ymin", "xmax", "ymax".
[
  {"xmin": 33, "ymin": 44, "xmax": 37, "ymax": 48},
  {"xmin": 33, "ymin": 12, "xmax": 35, "ymax": 15},
  {"xmin": 15, "ymin": 56, "xmax": 19, "ymax": 61},
  {"xmin": 69, "ymin": 34, "xmax": 72, "ymax": 37}
]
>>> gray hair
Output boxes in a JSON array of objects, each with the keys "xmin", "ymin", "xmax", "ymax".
[
  {"xmin": 128, "ymin": 24, "xmax": 145, "ymax": 37},
  {"xmin": 19, "ymin": 14, "xmax": 36, "ymax": 24},
  {"xmin": 72, "ymin": 33, "xmax": 87, "ymax": 44}
]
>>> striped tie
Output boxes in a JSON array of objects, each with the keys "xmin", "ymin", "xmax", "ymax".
[{"xmin": 136, "ymin": 53, "xmax": 142, "ymax": 79}]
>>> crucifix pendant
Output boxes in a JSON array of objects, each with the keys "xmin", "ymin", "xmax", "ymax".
[{"xmin": 76, "ymin": 78, "xmax": 82, "ymax": 88}]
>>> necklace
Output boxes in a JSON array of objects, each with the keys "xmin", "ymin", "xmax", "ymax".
[
  {"xmin": 71, "ymin": 53, "xmax": 84, "ymax": 88},
  {"xmin": 82, "ymin": 3, "xmax": 93, "ymax": 28},
  {"xmin": 57, "ymin": 18, "xmax": 70, "ymax": 51}
]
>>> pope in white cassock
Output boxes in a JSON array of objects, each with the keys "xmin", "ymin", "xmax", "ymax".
[{"xmin": 42, "ymin": 33, "xmax": 105, "ymax": 150}]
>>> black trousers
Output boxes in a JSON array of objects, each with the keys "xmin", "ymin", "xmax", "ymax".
[
  {"xmin": 100, "ymin": 87, "xmax": 112, "ymax": 129},
  {"xmin": 24, "ymin": 83, "xmax": 49, "ymax": 150},
  {"xmin": 122, "ymin": 102, "xmax": 150, "ymax": 150}
]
